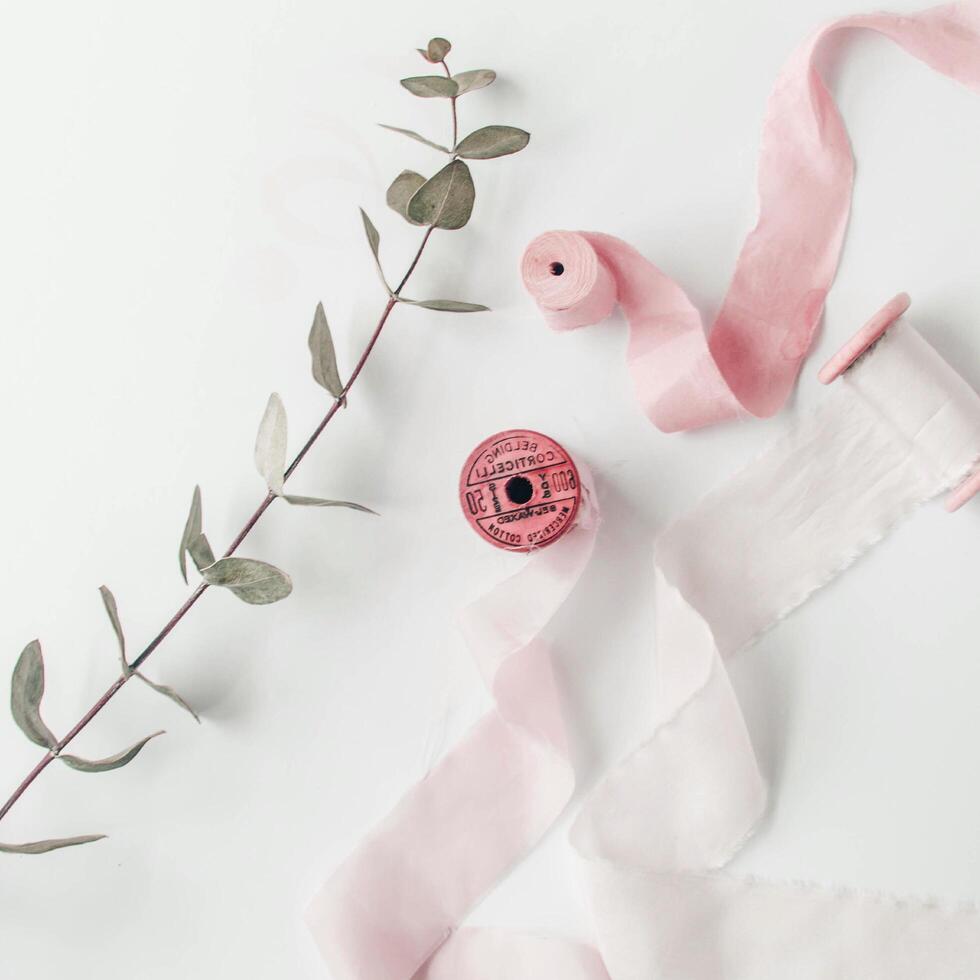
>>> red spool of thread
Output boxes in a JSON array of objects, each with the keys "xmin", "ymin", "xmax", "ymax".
[{"xmin": 458, "ymin": 429, "xmax": 582, "ymax": 553}]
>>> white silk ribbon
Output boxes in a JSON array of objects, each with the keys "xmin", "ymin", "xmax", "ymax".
[
  {"xmin": 307, "ymin": 473, "xmax": 602, "ymax": 980},
  {"xmin": 573, "ymin": 321, "xmax": 980, "ymax": 980},
  {"xmin": 307, "ymin": 319, "xmax": 980, "ymax": 978}
]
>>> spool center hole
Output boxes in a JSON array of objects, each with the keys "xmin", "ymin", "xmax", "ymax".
[
  {"xmin": 549, "ymin": 261, "xmax": 564, "ymax": 276},
  {"xmin": 505, "ymin": 476, "xmax": 534, "ymax": 505}
]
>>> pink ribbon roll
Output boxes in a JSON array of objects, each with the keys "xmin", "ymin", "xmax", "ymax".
[{"xmin": 523, "ymin": 3, "xmax": 980, "ymax": 433}]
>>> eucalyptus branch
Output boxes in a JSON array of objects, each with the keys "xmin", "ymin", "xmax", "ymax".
[{"xmin": 0, "ymin": 35, "xmax": 530, "ymax": 854}]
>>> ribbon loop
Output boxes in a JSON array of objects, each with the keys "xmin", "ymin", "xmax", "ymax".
[{"xmin": 523, "ymin": 5, "xmax": 980, "ymax": 432}]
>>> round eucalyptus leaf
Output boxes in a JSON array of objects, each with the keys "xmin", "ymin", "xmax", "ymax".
[
  {"xmin": 201, "ymin": 557, "xmax": 293, "ymax": 605},
  {"xmin": 426, "ymin": 37, "xmax": 451, "ymax": 61},
  {"xmin": 452, "ymin": 69, "xmax": 496, "ymax": 95},
  {"xmin": 400, "ymin": 75, "xmax": 458, "ymax": 99},
  {"xmin": 386, "ymin": 171, "xmax": 427, "ymax": 224},
  {"xmin": 455, "ymin": 126, "xmax": 530, "ymax": 160},
  {"xmin": 407, "ymin": 160, "xmax": 475, "ymax": 230}
]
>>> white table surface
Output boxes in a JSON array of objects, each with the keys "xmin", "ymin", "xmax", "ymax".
[{"xmin": 1, "ymin": 0, "xmax": 979, "ymax": 976}]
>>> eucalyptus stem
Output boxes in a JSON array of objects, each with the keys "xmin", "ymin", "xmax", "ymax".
[
  {"xmin": 0, "ymin": 210, "xmax": 435, "ymax": 829},
  {"xmin": 439, "ymin": 59, "xmax": 458, "ymax": 149},
  {"xmin": 2, "ymin": 35, "xmax": 530, "ymax": 852}
]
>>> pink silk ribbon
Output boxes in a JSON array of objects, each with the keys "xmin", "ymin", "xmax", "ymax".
[
  {"xmin": 521, "ymin": 3, "xmax": 980, "ymax": 432},
  {"xmin": 308, "ymin": 5, "xmax": 980, "ymax": 979},
  {"xmin": 307, "ymin": 473, "xmax": 603, "ymax": 980},
  {"xmin": 308, "ymin": 319, "xmax": 980, "ymax": 980}
]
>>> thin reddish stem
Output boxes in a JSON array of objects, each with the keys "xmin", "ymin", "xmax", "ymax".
[
  {"xmin": 0, "ymin": 237, "xmax": 430, "ymax": 827},
  {"xmin": 440, "ymin": 60, "xmax": 458, "ymax": 149},
  {"xmin": 0, "ymin": 45, "xmax": 462, "ymax": 830}
]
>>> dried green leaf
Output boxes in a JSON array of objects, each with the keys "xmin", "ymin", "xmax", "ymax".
[
  {"xmin": 282, "ymin": 495, "xmax": 378, "ymax": 514},
  {"xmin": 308, "ymin": 302, "xmax": 344, "ymax": 398},
  {"xmin": 188, "ymin": 533, "xmax": 215, "ymax": 572},
  {"xmin": 60, "ymin": 731, "xmax": 163, "ymax": 773},
  {"xmin": 400, "ymin": 75, "xmax": 458, "ymax": 99},
  {"xmin": 378, "ymin": 125, "xmax": 451, "ymax": 155},
  {"xmin": 401, "ymin": 298, "xmax": 490, "ymax": 313},
  {"xmin": 386, "ymin": 171, "xmax": 427, "ymax": 225},
  {"xmin": 426, "ymin": 37, "xmax": 451, "ymax": 61},
  {"xmin": 255, "ymin": 393, "xmax": 288, "ymax": 495},
  {"xmin": 201, "ymin": 557, "xmax": 293, "ymax": 605},
  {"xmin": 135, "ymin": 671, "xmax": 200, "ymax": 723},
  {"xmin": 452, "ymin": 69, "xmax": 496, "ymax": 95},
  {"xmin": 178, "ymin": 485, "xmax": 204, "ymax": 584},
  {"xmin": 99, "ymin": 585, "xmax": 128, "ymax": 675},
  {"xmin": 10, "ymin": 640, "xmax": 57, "ymax": 750},
  {"xmin": 359, "ymin": 208, "xmax": 389, "ymax": 292},
  {"xmin": 407, "ymin": 160, "xmax": 475, "ymax": 230},
  {"xmin": 0, "ymin": 835, "xmax": 105, "ymax": 855},
  {"xmin": 360, "ymin": 208, "xmax": 381, "ymax": 260},
  {"xmin": 455, "ymin": 126, "xmax": 530, "ymax": 160}
]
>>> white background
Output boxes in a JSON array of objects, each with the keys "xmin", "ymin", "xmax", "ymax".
[{"xmin": 1, "ymin": 0, "xmax": 979, "ymax": 976}]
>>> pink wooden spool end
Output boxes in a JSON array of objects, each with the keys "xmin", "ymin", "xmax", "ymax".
[
  {"xmin": 818, "ymin": 293, "xmax": 978, "ymax": 512},
  {"xmin": 817, "ymin": 292, "xmax": 911, "ymax": 385}
]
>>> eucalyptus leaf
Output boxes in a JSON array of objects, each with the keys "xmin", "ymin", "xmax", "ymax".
[
  {"xmin": 407, "ymin": 160, "xmax": 475, "ymax": 230},
  {"xmin": 386, "ymin": 171, "xmax": 427, "ymax": 225},
  {"xmin": 188, "ymin": 533, "xmax": 215, "ymax": 572},
  {"xmin": 60, "ymin": 731, "xmax": 163, "ymax": 773},
  {"xmin": 0, "ymin": 835, "xmax": 105, "ymax": 855},
  {"xmin": 282, "ymin": 495, "xmax": 378, "ymax": 514},
  {"xmin": 452, "ymin": 69, "xmax": 496, "ymax": 95},
  {"xmin": 255, "ymin": 393, "xmax": 288, "ymax": 495},
  {"xmin": 178, "ymin": 485, "xmax": 204, "ymax": 584},
  {"xmin": 401, "ymin": 298, "xmax": 490, "ymax": 313},
  {"xmin": 359, "ymin": 209, "xmax": 389, "ymax": 292},
  {"xmin": 10, "ymin": 640, "xmax": 57, "ymax": 750},
  {"xmin": 378, "ymin": 125, "xmax": 450, "ymax": 155},
  {"xmin": 455, "ymin": 126, "xmax": 530, "ymax": 160},
  {"xmin": 135, "ymin": 671, "xmax": 200, "ymax": 723},
  {"xmin": 400, "ymin": 75, "xmax": 458, "ymax": 99},
  {"xmin": 99, "ymin": 585, "xmax": 128, "ymax": 675},
  {"xmin": 308, "ymin": 302, "xmax": 344, "ymax": 398},
  {"xmin": 426, "ymin": 37, "xmax": 451, "ymax": 61},
  {"xmin": 201, "ymin": 557, "xmax": 293, "ymax": 605}
]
